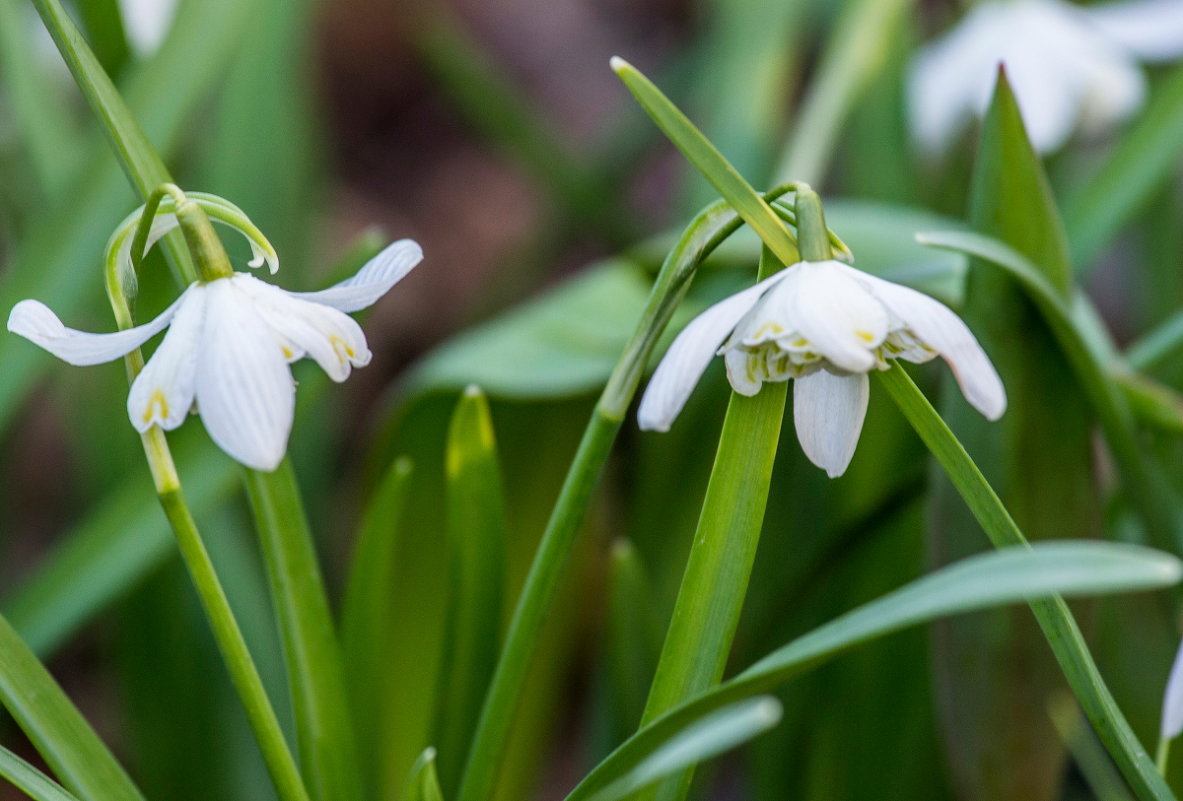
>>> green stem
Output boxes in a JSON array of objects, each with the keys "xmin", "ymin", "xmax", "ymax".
[
  {"xmin": 456, "ymin": 187, "xmax": 797, "ymax": 801},
  {"xmin": 1157, "ymin": 737, "xmax": 1171, "ymax": 777},
  {"xmin": 244, "ymin": 463, "xmax": 364, "ymax": 801},
  {"xmin": 144, "ymin": 432, "xmax": 312, "ymax": 801},
  {"xmin": 876, "ymin": 364, "xmax": 1176, "ymax": 801}
]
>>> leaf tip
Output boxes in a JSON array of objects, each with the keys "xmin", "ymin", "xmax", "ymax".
[{"xmin": 609, "ymin": 55, "xmax": 631, "ymax": 75}]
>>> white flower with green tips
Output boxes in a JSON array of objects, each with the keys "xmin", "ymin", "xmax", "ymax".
[
  {"xmin": 638, "ymin": 259, "xmax": 1006, "ymax": 478},
  {"xmin": 8, "ymin": 227, "xmax": 423, "ymax": 472}
]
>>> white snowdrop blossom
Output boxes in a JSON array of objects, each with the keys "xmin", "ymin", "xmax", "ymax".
[
  {"xmin": 909, "ymin": 0, "xmax": 1183, "ymax": 154},
  {"xmin": 8, "ymin": 240, "xmax": 423, "ymax": 472},
  {"xmin": 1162, "ymin": 635, "xmax": 1183, "ymax": 741},
  {"xmin": 637, "ymin": 259, "xmax": 1006, "ymax": 478}
]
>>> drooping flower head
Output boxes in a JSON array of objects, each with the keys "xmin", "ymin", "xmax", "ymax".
[
  {"xmin": 8, "ymin": 194, "xmax": 423, "ymax": 471},
  {"xmin": 909, "ymin": 0, "xmax": 1183, "ymax": 154},
  {"xmin": 638, "ymin": 259, "xmax": 1005, "ymax": 477}
]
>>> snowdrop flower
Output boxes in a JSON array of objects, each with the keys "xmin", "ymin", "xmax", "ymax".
[
  {"xmin": 8, "ymin": 239, "xmax": 423, "ymax": 471},
  {"xmin": 119, "ymin": 0, "xmax": 180, "ymax": 56},
  {"xmin": 1163, "ymin": 635, "xmax": 1183, "ymax": 743},
  {"xmin": 637, "ymin": 260, "xmax": 1005, "ymax": 478},
  {"xmin": 909, "ymin": 0, "xmax": 1183, "ymax": 154}
]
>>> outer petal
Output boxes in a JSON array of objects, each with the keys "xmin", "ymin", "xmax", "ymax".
[
  {"xmin": 194, "ymin": 280, "xmax": 295, "ymax": 471},
  {"xmin": 127, "ymin": 285, "xmax": 207, "ymax": 431},
  {"xmin": 847, "ymin": 266, "xmax": 1006, "ymax": 420},
  {"xmin": 1162, "ymin": 635, "xmax": 1183, "ymax": 739},
  {"xmin": 290, "ymin": 239, "xmax": 423, "ymax": 313},
  {"xmin": 637, "ymin": 272, "xmax": 787, "ymax": 432},
  {"xmin": 723, "ymin": 347, "xmax": 764, "ymax": 397},
  {"xmin": 1087, "ymin": 0, "xmax": 1183, "ymax": 62},
  {"xmin": 793, "ymin": 370, "xmax": 869, "ymax": 478},
  {"xmin": 791, "ymin": 261, "xmax": 887, "ymax": 373},
  {"xmin": 8, "ymin": 290, "xmax": 188, "ymax": 366},
  {"xmin": 240, "ymin": 276, "xmax": 372, "ymax": 382}
]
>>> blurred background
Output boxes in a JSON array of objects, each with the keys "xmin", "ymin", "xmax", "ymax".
[{"xmin": 3, "ymin": 0, "xmax": 1183, "ymax": 799}]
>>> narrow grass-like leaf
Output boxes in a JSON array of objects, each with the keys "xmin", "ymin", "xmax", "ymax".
[
  {"xmin": 435, "ymin": 387, "xmax": 507, "ymax": 794},
  {"xmin": 405, "ymin": 749, "xmax": 446, "ymax": 801},
  {"xmin": 1063, "ymin": 66, "xmax": 1183, "ymax": 270},
  {"xmin": 611, "ymin": 58, "xmax": 801, "ymax": 267},
  {"xmin": 586, "ymin": 698, "xmax": 782, "ymax": 801},
  {"xmin": 0, "ymin": 744, "xmax": 83, "ymax": 801},
  {"xmin": 1049, "ymin": 693, "xmax": 1135, "ymax": 801},
  {"xmin": 74, "ymin": 0, "xmax": 130, "ymax": 77},
  {"xmin": 1128, "ymin": 309, "xmax": 1183, "ymax": 372},
  {"xmin": 564, "ymin": 540, "xmax": 1182, "ymax": 801},
  {"xmin": 342, "ymin": 455, "xmax": 413, "ymax": 788},
  {"xmin": 0, "ymin": 614, "xmax": 145, "ymax": 801},
  {"xmin": 877, "ymin": 364, "xmax": 1176, "ymax": 801},
  {"xmin": 244, "ymin": 463, "xmax": 364, "ymax": 801},
  {"xmin": 774, "ymin": 0, "xmax": 915, "ymax": 184},
  {"xmin": 918, "ymin": 229, "xmax": 1183, "ymax": 546}
]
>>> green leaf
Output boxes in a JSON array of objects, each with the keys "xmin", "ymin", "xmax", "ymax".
[
  {"xmin": 405, "ymin": 748, "xmax": 446, "ymax": 801},
  {"xmin": 1064, "ymin": 65, "xmax": 1183, "ymax": 270},
  {"xmin": 74, "ymin": 0, "xmax": 130, "ymax": 78},
  {"xmin": 434, "ymin": 388, "xmax": 507, "ymax": 794},
  {"xmin": 917, "ymin": 228, "xmax": 1183, "ymax": 547},
  {"xmin": 0, "ymin": 744, "xmax": 83, "ymax": 801},
  {"xmin": 342, "ymin": 455, "xmax": 414, "ymax": 789},
  {"xmin": 0, "ymin": 614, "xmax": 145, "ymax": 801},
  {"xmin": 605, "ymin": 539, "xmax": 661, "ymax": 740},
  {"xmin": 586, "ymin": 698, "xmax": 782, "ymax": 801},
  {"xmin": 611, "ymin": 57, "xmax": 801, "ymax": 267},
  {"xmin": 244, "ymin": 463, "xmax": 364, "ymax": 801},
  {"xmin": 877, "ymin": 364, "xmax": 1177, "ymax": 801},
  {"xmin": 564, "ymin": 540, "xmax": 1183, "ymax": 801}
]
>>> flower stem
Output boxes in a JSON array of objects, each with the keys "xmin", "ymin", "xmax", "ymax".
[
  {"xmin": 144, "ymin": 433, "xmax": 312, "ymax": 801},
  {"xmin": 456, "ymin": 189, "xmax": 795, "ymax": 801},
  {"xmin": 876, "ymin": 364, "xmax": 1176, "ymax": 801}
]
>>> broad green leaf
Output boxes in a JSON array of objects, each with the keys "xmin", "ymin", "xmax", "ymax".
[
  {"xmin": 244, "ymin": 463, "xmax": 363, "ymax": 801},
  {"xmin": 564, "ymin": 541, "xmax": 1183, "ymax": 801},
  {"xmin": 1064, "ymin": 65, "xmax": 1183, "ymax": 270},
  {"xmin": 0, "ymin": 744, "xmax": 82, "ymax": 801},
  {"xmin": 434, "ymin": 388, "xmax": 507, "ymax": 795},
  {"xmin": 586, "ymin": 698, "xmax": 782, "ymax": 801},
  {"xmin": 605, "ymin": 539, "xmax": 661, "ymax": 741},
  {"xmin": 918, "ymin": 228, "xmax": 1183, "ymax": 547},
  {"xmin": 342, "ymin": 456, "xmax": 413, "ymax": 791},
  {"xmin": 405, "ymin": 749, "xmax": 446, "ymax": 801},
  {"xmin": 931, "ymin": 69, "xmax": 1091, "ymax": 800},
  {"xmin": 611, "ymin": 58, "xmax": 800, "ymax": 267},
  {"xmin": 878, "ymin": 365, "xmax": 1176, "ymax": 801},
  {"xmin": 0, "ymin": 613, "xmax": 145, "ymax": 801}
]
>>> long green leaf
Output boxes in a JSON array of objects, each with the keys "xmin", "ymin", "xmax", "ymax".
[
  {"xmin": 587, "ymin": 698, "xmax": 782, "ymax": 801},
  {"xmin": 611, "ymin": 58, "xmax": 801, "ymax": 267},
  {"xmin": 918, "ymin": 228, "xmax": 1183, "ymax": 546},
  {"xmin": 563, "ymin": 540, "xmax": 1182, "ymax": 801},
  {"xmin": 244, "ymin": 463, "xmax": 363, "ymax": 801},
  {"xmin": 1063, "ymin": 65, "xmax": 1183, "ymax": 270},
  {"xmin": 877, "ymin": 364, "xmax": 1176, "ymax": 801},
  {"xmin": 342, "ymin": 456, "xmax": 414, "ymax": 791},
  {"xmin": 435, "ymin": 387, "xmax": 507, "ymax": 794},
  {"xmin": 0, "ymin": 614, "xmax": 145, "ymax": 801},
  {"xmin": 0, "ymin": 744, "xmax": 83, "ymax": 801},
  {"xmin": 405, "ymin": 749, "xmax": 446, "ymax": 801},
  {"xmin": 605, "ymin": 540, "xmax": 661, "ymax": 739}
]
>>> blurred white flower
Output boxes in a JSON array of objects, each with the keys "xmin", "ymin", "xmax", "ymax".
[
  {"xmin": 908, "ymin": 0, "xmax": 1183, "ymax": 154},
  {"xmin": 118, "ymin": 0, "xmax": 179, "ymax": 56},
  {"xmin": 1163, "ymin": 635, "xmax": 1183, "ymax": 741},
  {"xmin": 8, "ymin": 240, "xmax": 423, "ymax": 471},
  {"xmin": 637, "ymin": 259, "xmax": 1005, "ymax": 477}
]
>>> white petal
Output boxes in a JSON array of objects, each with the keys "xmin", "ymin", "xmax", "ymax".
[
  {"xmin": 240, "ymin": 276, "xmax": 372, "ymax": 382},
  {"xmin": 1163, "ymin": 635, "xmax": 1183, "ymax": 739},
  {"xmin": 790, "ymin": 261, "xmax": 887, "ymax": 373},
  {"xmin": 724, "ymin": 347, "xmax": 764, "ymax": 397},
  {"xmin": 637, "ymin": 272, "xmax": 787, "ymax": 432},
  {"xmin": 1087, "ymin": 0, "xmax": 1183, "ymax": 62},
  {"xmin": 793, "ymin": 371, "xmax": 869, "ymax": 478},
  {"xmin": 847, "ymin": 266, "xmax": 1006, "ymax": 420},
  {"xmin": 194, "ymin": 280, "xmax": 295, "ymax": 471},
  {"xmin": 290, "ymin": 239, "xmax": 423, "ymax": 313},
  {"xmin": 7, "ymin": 291, "xmax": 188, "ymax": 366},
  {"xmin": 734, "ymin": 269, "xmax": 801, "ymax": 347},
  {"xmin": 127, "ymin": 286, "xmax": 207, "ymax": 432}
]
